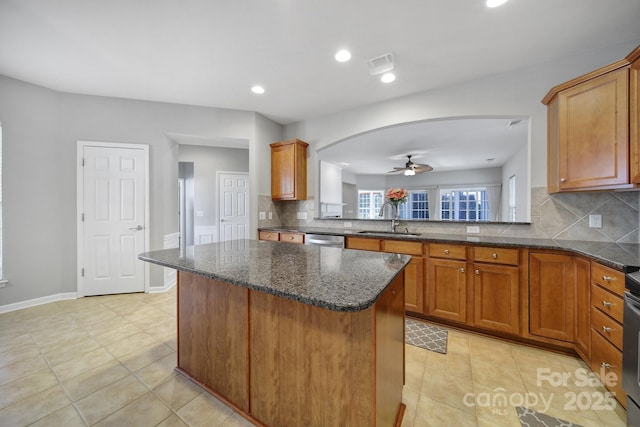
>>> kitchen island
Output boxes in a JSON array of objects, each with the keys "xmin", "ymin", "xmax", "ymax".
[{"xmin": 139, "ymin": 239, "xmax": 410, "ymax": 427}]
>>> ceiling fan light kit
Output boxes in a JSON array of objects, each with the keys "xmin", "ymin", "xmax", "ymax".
[{"xmin": 388, "ymin": 155, "xmax": 433, "ymax": 175}]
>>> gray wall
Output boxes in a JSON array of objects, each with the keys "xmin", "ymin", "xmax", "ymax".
[
  {"xmin": 178, "ymin": 144, "xmax": 249, "ymax": 229},
  {"xmin": 0, "ymin": 75, "xmax": 281, "ymax": 306}
]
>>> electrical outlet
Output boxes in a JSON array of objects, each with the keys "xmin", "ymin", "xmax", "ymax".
[
  {"xmin": 344, "ymin": 221, "xmax": 352, "ymax": 228},
  {"xmin": 196, "ymin": 210, "xmax": 205, "ymax": 217},
  {"xmin": 268, "ymin": 212, "xmax": 273, "ymax": 220},
  {"xmin": 466, "ymin": 225, "xmax": 480, "ymax": 234},
  {"xmin": 259, "ymin": 212, "xmax": 266, "ymax": 220},
  {"xmin": 296, "ymin": 212, "xmax": 308, "ymax": 220},
  {"xmin": 589, "ymin": 214, "xmax": 602, "ymax": 228}
]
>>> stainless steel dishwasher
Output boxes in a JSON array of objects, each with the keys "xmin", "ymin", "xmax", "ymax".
[{"xmin": 304, "ymin": 233, "xmax": 345, "ymax": 248}]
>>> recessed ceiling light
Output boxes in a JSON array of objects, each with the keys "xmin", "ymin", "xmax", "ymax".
[
  {"xmin": 251, "ymin": 85, "xmax": 265, "ymax": 94},
  {"xmin": 380, "ymin": 72, "xmax": 396, "ymax": 83},
  {"xmin": 335, "ymin": 49, "xmax": 352, "ymax": 62},
  {"xmin": 486, "ymin": 0, "xmax": 509, "ymax": 7}
]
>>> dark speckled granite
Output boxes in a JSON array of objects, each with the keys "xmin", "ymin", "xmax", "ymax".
[
  {"xmin": 259, "ymin": 227, "xmax": 640, "ymax": 272},
  {"xmin": 139, "ymin": 239, "xmax": 410, "ymax": 312}
]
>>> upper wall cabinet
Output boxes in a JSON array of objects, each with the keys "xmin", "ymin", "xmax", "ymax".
[
  {"xmin": 270, "ymin": 139, "xmax": 308, "ymax": 201},
  {"xmin": 543, "ymin": 45, "xmax": 640, "ymax": 193}
]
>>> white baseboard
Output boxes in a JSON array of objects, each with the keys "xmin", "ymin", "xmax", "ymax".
[
  {"xmin": 0, "ymin": 292, "xmax": 78, "ymax": 314},
  {"xmin": 148, "ymin": 280, "xmax": 176, "ymax": 294}
]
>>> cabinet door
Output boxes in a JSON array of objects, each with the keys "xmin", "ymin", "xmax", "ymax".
[
  {"xmin": 529, "ymin": 253, "xmax": 575, "ymax": 342},
  {"xmin": 403, "ymin": 257, "xmax": 424, "ymax": 313},
  {"xmin": 270, "ymin": 139, "xmax": 307, "ymax": 201},
  {"xmin": 426, "ymin": 258, "xmax": 467, "ymax": 323},
  {"xmin": 473, "ymin": 263, "xmax": 519, "ymax": 334},
  {"xmin": 575, "ymin": 257, "xmax": 591, "ymax": 362},
  {"xmin": 631, "ymin": 56, "xmax": 640, "ymax": 183},
  {"xmin": 556, "ymin": 68, "xmax": 629, "ymax": 190}
]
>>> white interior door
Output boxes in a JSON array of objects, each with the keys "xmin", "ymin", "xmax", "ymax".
[
  {"xmin": 81, "ymin": 144, "xmax": 147, "ymax": 296},
  {"xmin": 219, "ymin": 173, "xmax": 249, "ymax": 242}
]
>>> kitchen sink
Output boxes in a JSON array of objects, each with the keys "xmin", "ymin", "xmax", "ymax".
[{"xmin": 357, "ymin": 230, "xmax": 422, "ymax": 236}]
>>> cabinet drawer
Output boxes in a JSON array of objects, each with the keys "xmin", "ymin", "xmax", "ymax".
[
  {"xmin": 346, "ymin": 237, "xmax": 380, "ymax": 252},
  {"xmin": 591, "ymin": 284, "xmax": 623, "ymax": 324},
  {"xmin": 279, "ymin": 232, "xmax": 304, "ymax": 244},
  {"xmin": 258, "ymin": 231, "xmax": 279, "ymax": 241},
  {"xmin": 591, "ymin": 306, "xmax": 623, "ymax": 350},
  {"xmin": 429, "ymin": 243, "xmax": 466, "ymax": 260},
  {"xmin": 382, "ymin": 240, "xmax": 424, "ymax": 256},
  {"xmin": 590, "ymin": 329, "xmax": 626, "ymax": 405},
  {"xmin": 591, "ymin": 262, "xmax": 625, "ymax": 296},
  {"xmin": 473, "ymin": 247, "xmax": 519, "ymax": 266}
]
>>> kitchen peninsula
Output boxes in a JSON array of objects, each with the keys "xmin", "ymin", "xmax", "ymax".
[{"xmin": 139, "ymin": 239, "xmax": 409, "ymax": 427}]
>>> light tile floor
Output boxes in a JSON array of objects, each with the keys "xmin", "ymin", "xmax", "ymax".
[{"xmin": 0, "ymin": 289, "xmax": 627, "ymax": 426}]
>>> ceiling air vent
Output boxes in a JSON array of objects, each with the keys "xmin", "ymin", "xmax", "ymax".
[{"xmin": 367, "ymin": 52, "xmax": 395, "ymax": 76}]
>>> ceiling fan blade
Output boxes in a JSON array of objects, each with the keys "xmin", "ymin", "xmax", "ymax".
[{"xmin": 413, "ymin": 165, "xmax": 433, "ymax": 173}]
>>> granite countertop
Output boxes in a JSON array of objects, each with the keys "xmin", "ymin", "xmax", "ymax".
[
  {"xmin": 139, "ymin": 239, "xmax": 410, "ymax": 312},
  {"xmin": 259, "ymin": 226, "xmax": 640, "ymax": 272}
]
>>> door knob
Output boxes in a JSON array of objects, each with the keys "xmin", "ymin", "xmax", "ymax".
[{"xmin": 128, "ymin": 225, "xmax": 143, "ymax": 231}]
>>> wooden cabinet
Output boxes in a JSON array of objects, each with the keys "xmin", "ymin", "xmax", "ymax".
[
  {"xmin": 574, "ymin": 257, "xmax": 591, "ymax": 362},
  {"xmin": 345, "ymin": 236, "xmax": 425, "ymax": 313},
  {"xmin": 543, "ymin": 45, "xmax": 640, "ymax": 193},
  {"xmin": 258, "ymin": 230, "xmax": 304, "ymax": 244},
  {"xmin": 426, "ymin": 243, "xmax": 468, "ymax": 323},
  {"xmin": 631, "ymin": 48, "xmax": 640, "ymax": 182},
  {"xmin": 589, "ymin": 262, "xmax": 626, "ymax": 407},
  {"xmin": 528, "ymin": 252, "xmax": 575, "ymax": 343},
  {"xmin": 270, "ymin": 139, "xmax": 308, "ymax": 201},
  {"xmin": 346, "ymin": 236, "xmax": 381, "ymax": 252},
  {"xmin": 472, "ymin": 247, "xmax": 520, "ymax": 335},
  {"xmin": 382, "ymin": 240, "xmax": 425, "ymax": 313}
]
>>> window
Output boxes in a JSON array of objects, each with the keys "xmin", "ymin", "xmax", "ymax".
[
  {"xmin": 440, "ymin": 188, "xmax": 489, "ymax": 221},
  {"xmin": 0, "ymin": 123, "xmax": 3, "ymax": 281},
  {"xmin": 358, "ymin": 190, "xmax": 384, "ymax": 219},
  {"xmin": 509, "ymin": 175, "xmax": 516, "ymax": 222},
  {"xmin": 398, "ymin": 190, "xmax": 429, "ymax": 219}
]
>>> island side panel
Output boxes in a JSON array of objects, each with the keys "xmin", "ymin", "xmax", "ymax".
[
  {"xmin": 177, "ymin": 271, "xmax": 249, "ymax": 411},
  {"xmin": 249, "ymin": 289, "xmax": 375, "ymax": 427},
  {"xmin": 375, "ymin": 272, "xmax": 406, "ymax": 426}
]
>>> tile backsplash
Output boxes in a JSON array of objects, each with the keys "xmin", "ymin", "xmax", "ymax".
[{"xmin": 257, "ymin": 187, "xmax": 640, "ymax": 243}]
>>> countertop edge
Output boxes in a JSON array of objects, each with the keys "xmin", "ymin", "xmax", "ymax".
[{"xmin": 139, "ymin": 250, "xmax": 410, "ymax": 312}]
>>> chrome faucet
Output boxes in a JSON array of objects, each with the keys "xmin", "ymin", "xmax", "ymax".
[{"xmin": 379, "ymin": 202, "xmax": 400, "ymax": 233}]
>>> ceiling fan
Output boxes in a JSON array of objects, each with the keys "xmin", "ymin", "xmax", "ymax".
[{"xmin": 387, "ymin": 155, "xmax": 433, "ymax": 176}]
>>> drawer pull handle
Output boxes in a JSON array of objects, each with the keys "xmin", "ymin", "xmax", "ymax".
[
  {"xmin": 290, "ymin": 236, "xmax": 295, "ymax": 240},
  {"xmin": 602, "ymin": 326, "xmax": 612, "ymax": 333},
  {"xmin": 601, "ymin": 362, "xmax": 612, "ymax": 369},
  {"xmin": 444, "ymin": 249, "xmax": 449, "ymax": 254},
  {"xmin": 475, "ymin": 269, "xmax": 480, "ymax": 275},
  {"xmin": 602, "ymin": 275, "xmax": 612, "ymax": 282},
  {"xmin": 560, "ymin": 178, "xmax": 567, "ymax": 183},
  {"xmin": 492, "ymin": 253, "xmax": 498, "ymax": 259},
  {"xmin": 460, "ymin": 268, "xmax": 465, "ymax": 273},
  {"xmin": 602, "ymin": 301, "xmax": 612, "ymax": 308}
]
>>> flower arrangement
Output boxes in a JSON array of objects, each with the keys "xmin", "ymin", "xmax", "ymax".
[{"xmin": 385, "ymin": 187, "xmax": 408, "ymax": 205}]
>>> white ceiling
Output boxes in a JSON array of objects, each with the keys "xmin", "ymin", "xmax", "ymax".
[
  {"xmin": 317, "ymin": 117, "xmax": 529, "ymax": 175},
  {"xmin": 1, "ymin": 0, "xmax": 640, "ymax": 126}
]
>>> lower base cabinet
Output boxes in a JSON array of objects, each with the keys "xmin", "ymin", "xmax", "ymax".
[
  {"xmin": 575, "ymin": 257, "xmax": 591, "ymax": 362},
  {"xmin": 529, "ymin": 252, "xmax": 576, "ymax": 342},
  {"xmin": 426, "ymin": 258, "xmax": 467, "ymax": 323},
  {"xmin": 472, "ymin": 262, "xmax": 520, "ymax": 335}
]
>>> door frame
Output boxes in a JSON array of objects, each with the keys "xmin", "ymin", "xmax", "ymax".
[
  {"xmin": 76, "ymin": 141, "xmax": 150, "ymax": 297},
  {"xmin": 216, "ymin": 171, "xmax": 250, "ymax": 242}
]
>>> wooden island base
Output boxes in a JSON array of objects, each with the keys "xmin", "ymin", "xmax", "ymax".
[{"xmin": 177, "ymin": 270, "xmax": 406, "ymax": 427}]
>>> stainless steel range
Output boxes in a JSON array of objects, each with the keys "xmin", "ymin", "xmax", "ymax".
[{"xmin": 623, "ymin": 271, "xmax": 640, "ymax": 426}]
